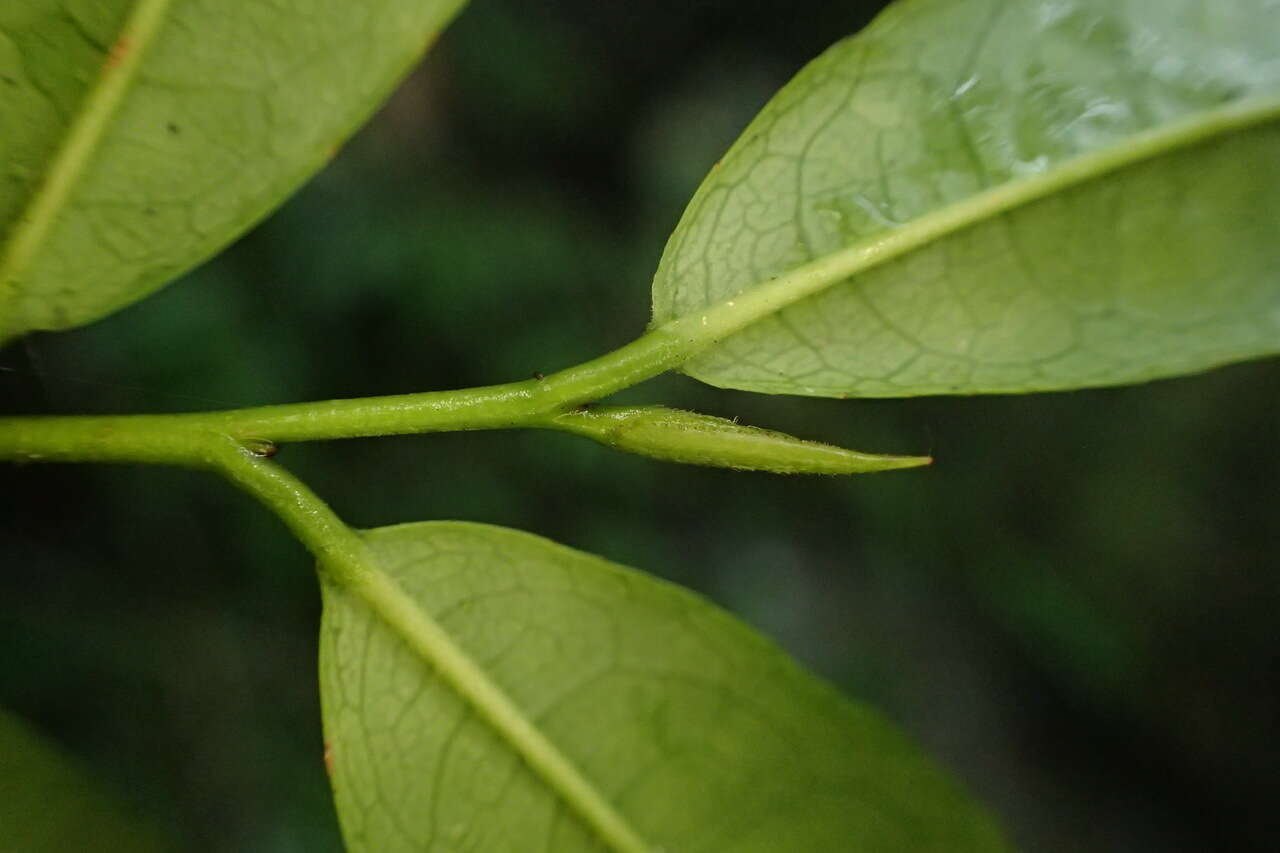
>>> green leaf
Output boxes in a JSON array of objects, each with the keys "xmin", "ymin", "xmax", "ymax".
[
  {"xmin": 0, "ymin": 0, "xmax": 466, "ymax": 345},
  {"xmin": 0, "ymin": 707, "xmax": 172, "ymax": 852},
  {"xmin": 651, "ymin": 0, "xmax": 1280, "ymax": 397},
  {"xmin": 319, "ymin": 522, "xmax": 1006, "ymax": 852},
  {"xmin": 550, "ymin": 405, "xmax": 930, "ymax": 473}
]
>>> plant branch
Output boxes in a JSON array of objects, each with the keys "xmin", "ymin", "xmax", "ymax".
[
  {"xmin": 7, "ymin": 93, "xmax": 1272, "ymax": 461},
  {"xmin": 0, "ymin": 321, "xmax": 695, "ymax": 459}
]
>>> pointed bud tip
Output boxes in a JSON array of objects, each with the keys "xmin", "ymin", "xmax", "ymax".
[{"xmin": 867, "ymin": 453, "xmax": 932, "ymax": 472}]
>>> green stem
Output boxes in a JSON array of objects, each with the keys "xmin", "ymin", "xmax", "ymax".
[
  {"xmin": 0, "ymin": 321, "xmax": 702, "ymax": 460},
  {"xmin": 6, "ymin": 94, "xmax": 1275, "ymax": 461},
  {"xmin": 210, "ymin": 440, "xmax": 370, "ymax": 584},
  {"xmin": 210, "ymin": 443, "xmax": 651, "ymax": 853}
]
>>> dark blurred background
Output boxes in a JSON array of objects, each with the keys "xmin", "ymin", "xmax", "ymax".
[{"xmin": 2, "ymin": 1, "xmax": 1278, "ymax": 850}]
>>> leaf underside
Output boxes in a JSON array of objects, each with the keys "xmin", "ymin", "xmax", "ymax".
[
  {"xmin": 319, "ymin": 522, "xmax": 1007, "ymax": 852},
  {"xmin": 0, "ymin": 707, "xmax": 171, "ymax": 852},
  {"xmin": 0, "ymin": 0, "xmax": 466, "ymax": 344},
  {"xmin": 651, "ymin": 0, "xmax": 1280, "ymax": 397}
]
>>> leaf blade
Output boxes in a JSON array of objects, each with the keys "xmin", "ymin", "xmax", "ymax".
[
  {"xmin": 0, "ymin": 0, "xmax": 466, "ymax": 344},
  {"xmin": 650, "ymin": 0, "xmax": 1280, "ymax": 397},
  {"xmin": 319, "ymin": 522, "xmax": 1007, "ymax": 852}
]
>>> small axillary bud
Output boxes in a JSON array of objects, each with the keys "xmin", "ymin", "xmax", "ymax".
[
  {"xmin": 549, "ymin": 406, "xmax": 929, "ymax": 474},
  {"xmin": 241, "ymin": 437, "xmax": 279, "ymax": 458}
]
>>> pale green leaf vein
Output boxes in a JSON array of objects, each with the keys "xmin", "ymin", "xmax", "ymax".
[
  {"xmin": 210, "ymin": 442, "xmax": 652, "ymax": 853},
  {"xmin": 663, "ymin": 95, "xmax": 1280, "ymax": 371}
]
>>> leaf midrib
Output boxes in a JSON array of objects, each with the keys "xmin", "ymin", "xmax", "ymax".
[
  {"xmin": 0, "ymin": 0, "xmax": 175, "ymax": 334},
  {"xmin": 346, "ymin": 532, "xmax": 654, "ymax": 853},
  {"xmin": 663, "ymin": 94, "xmax": 1280, "ymax": 357}
]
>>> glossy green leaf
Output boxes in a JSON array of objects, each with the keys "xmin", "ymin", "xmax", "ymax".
[
  {"xmin": 319, "ymin": 522, "xmax": 1006, "ymax": 852},
  {"xmin": 0, "ymin": 707, "xmax": 172, "ymax": 852},
  {"xmin": 0, "ymin": 0, "xmax": 466, "ymax": 344},
  {"xmin": 651, "ymin": 0, "xmax": 1280, "ymax": 397}
]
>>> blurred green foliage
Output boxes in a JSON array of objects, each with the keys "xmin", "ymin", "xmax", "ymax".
[
  {"xmin": 1, "ymin": 2, "xmax": 1277, "ymax": 851},
  {"xmin": 0, "ymin": 707, "xmax": 171, "ymax": 851}
]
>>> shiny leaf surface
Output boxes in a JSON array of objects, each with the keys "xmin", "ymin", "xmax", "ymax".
[
  {"xmin": 0, "ymin": 0, "xmax": 466, "ymax": 343},
  {"xmin": 319, "ymin": 522, "xmax": 1006, "ymax": 852},
  {"xmin": 651, "ymin": 0, "xmax": 1280, "ymax": 397}
]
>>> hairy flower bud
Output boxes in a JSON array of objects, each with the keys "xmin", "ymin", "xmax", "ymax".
[{"xmin": 549, "ymin": 406, "xmax": 929, "ymax": 474}]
